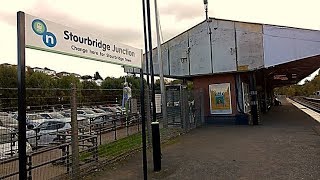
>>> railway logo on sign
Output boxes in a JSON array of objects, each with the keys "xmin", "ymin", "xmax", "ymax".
[{"xmin": 32, "ymin": 19, "xmax": 57, "ymax": 48}]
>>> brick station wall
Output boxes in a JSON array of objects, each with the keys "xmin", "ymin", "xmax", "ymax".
[{"xmin": 192, "ymin": 73, "xmax": 237, "ymax": 117}]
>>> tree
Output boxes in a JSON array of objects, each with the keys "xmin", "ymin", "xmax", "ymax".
[
  {"xmin": 0, "ymin": 65, "xmax": 17, "ymax": 88},
  {"xmin": 26, "ymin": 71, "xmax": 57, "ymax": 109},
  {"xmin": 94, "ymin": 71, "xmax": 103, "ymax": 80},
  {"xmin": 0, "ymin": 65, "xmax": 18, "ymax": 110}
]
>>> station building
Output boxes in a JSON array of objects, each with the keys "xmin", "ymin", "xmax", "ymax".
[{"xmin": 125, "ymin": 18, "xmax": 320, "ymax": 125}]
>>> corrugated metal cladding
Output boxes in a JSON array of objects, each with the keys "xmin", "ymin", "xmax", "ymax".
[
  {"xmin": 263, "ymin": 25, "xmax": 320, "ymax": 67},
  {"xmin": 124, "ymin": 19, "xmax": 266, "ymax": 77}
]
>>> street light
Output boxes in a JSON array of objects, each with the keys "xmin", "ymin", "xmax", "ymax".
[{"xmin": 203, "ymin": 0, "xmax": 208, "ymax": 20}]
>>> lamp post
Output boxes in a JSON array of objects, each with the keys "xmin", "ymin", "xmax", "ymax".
[{"xmin": 203, "ymin": 0, "xmax": 208, "ymax": 20}]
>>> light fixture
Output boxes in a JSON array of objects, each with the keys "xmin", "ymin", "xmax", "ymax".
[{"xmin": 203, "ymin": 0, "xmax": 208, "ymax": 20}]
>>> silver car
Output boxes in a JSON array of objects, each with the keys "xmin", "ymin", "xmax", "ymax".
[
  {"xmin": 0, "ymin": 126, "xmax": 32, "ymax": 159},
  {"xmin": 27, "ymin": 119, "xmax": 71, "ymax": 148},
  {"xmin": 0, "ymin": 116, "xmax": 18, "ymax": 129}
]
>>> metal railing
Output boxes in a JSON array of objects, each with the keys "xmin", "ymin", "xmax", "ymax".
[{"xmin": 0, "ymin": 113, "xmax": 141, "ymax": 179}]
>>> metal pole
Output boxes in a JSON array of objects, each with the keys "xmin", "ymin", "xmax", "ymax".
[
  {"xmin": 140, "ymin": 68, "xmax": 148, "ymax": 180},
  {"xmin": 70, "ymin": 84, "xmax": 79, "ymax": 179},
  {"xmin": 151, "ymin": 122, "xmax": 161, "ymax": 171},
  {"xmin": 141, "ymin": 0, "xmax": 149, "ymax": 179},
  {"xmin": 154, "ymin": 0, "xmax": 168, "ymax": 127},
  {"xmin": 249, "ymin": 71, "xmax": 259, "ymax": 125},
  {"xmin": 146, "ymin": 0, "xmax": 156, "ymax": 123},
  {"xmin": 204, "ymin": 0, "xmax": 208, "ymax": 20},
  {"xmin": 142, "ymin": 0, "xmax": 152, "ymax": 145},
  {"xmin": 17, "ymin": 11, "xmax": 27, "ymax": 180}
]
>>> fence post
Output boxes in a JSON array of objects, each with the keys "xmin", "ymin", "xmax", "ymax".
[
  {"xmin": 27, "ymin": 155, "xmax": 32, "ymax": 180},
  {"xmin": 70, "ymin": 84, "xmax": 80, "ymax": 179},
  {"xmin": 126, "ymin": 116, "xmax": 129, "ymax": 136},
  {"xmin": 66, "ymin": 145, "xmax": 70, "ymax": 173},
  {"xmin": 200, "ymin": 89, "xmax": 205, "ymax": 125},
  {"xmin": 181, "ymin": 84, "xmax": 188, "ymax": 132},
  {"xmin": 113, "ymin": 119, "xmax": 117, "ymax": 140}
]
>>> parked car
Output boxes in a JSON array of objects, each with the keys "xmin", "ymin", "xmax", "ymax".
[
  {"xmin": 99, "ymin": 106, "xmax": 121, "ymax": 115},
  {"xmin": 0, "ymin": 112, "xmax": 9, "ymax": 116},
  {"xmin": 0, "ymin": 116, "xmax": 18, "ymax": 129},
  {"xmin": 38, "ymin": 112, "xmax": 66, "ymax": 120},
  {"xmin": 27, "ymin": 119, "xmax": 71, "ymax": 148},
  {"xmin": 60, "ymin": 110, "xmax": 91, "ymax": 128},
  {"xmin": 0, "ymin": 126, "xmax": 32, "ymax": 160},
  {"xmin": 91, "ymin": 108, "xmax": 112, "ymax": 115},
  {"xmin": 0, "ymin": 126, "xmax": 15, "ymax": 143},
  {"xmin": 25, "ymin": 114, "xmax": 48, "ymax": 128},
  {"xmin": 76, "ymin": 109, "xmax": 104, "ymax": 123}
]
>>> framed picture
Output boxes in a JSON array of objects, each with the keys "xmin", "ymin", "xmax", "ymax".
[{"xmin": 209, "ymin": 83, "xmax": 232, "ymax": 114}]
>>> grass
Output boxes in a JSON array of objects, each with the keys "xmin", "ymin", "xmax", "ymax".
[
  {"xmin": 80, "ymin": 132, "xmax": 142, "ymax": 161},
  {"xmin": 80, "ymin": 127, "xmax": 182, "ymax": 162}
]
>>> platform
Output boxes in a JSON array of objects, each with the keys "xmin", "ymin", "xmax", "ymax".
[{"xmin": 87, "ymin": 98, "xmax": 320, "ymax": 180}]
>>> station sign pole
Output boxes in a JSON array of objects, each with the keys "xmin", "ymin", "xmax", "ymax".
[
  {"xmin": 141, "ymin": 0, "xmax": 149, "ymax": 178},
  {"xmin": 17, "ymin": 11, "xmax": 27, "ymax": 180}
]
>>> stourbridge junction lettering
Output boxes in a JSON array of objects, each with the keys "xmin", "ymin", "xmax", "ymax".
[{"xmin": 64, "ymin": 31, "xmax": 135, "ymax": 57}]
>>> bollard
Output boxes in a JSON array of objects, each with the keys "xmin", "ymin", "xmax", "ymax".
[{"xmin": 151, "ymin": 122, "xmax": 161, "ymax": 171}]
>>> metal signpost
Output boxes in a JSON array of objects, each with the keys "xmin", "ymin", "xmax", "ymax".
[
  {"xmin": 17, "ymin": 11, "xmax": 147, "ymax": 179},
  {"xmin": 17, "ymin": 11, "xmax": 27, "ymax": 180}
]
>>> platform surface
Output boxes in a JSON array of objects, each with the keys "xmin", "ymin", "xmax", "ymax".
[{"xmin": 87, "ymin": 98, "xmax": 320, "ymax": 180}]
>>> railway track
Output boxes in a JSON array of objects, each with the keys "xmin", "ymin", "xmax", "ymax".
[{"xmin": 291, "ymin": 96, "xmax": 320, "ymax": 113}]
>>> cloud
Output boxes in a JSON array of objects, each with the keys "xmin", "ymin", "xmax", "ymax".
[
  {"xmin": 23, "ymin": 1, "xmax": 143, "ymax": 48},
  {"xmin": 160, "ymin": 1, "xmax": 203, "ymax": 21},
  {"xmin": 0, "ymin": 11, "xmax": 16, "ymax": 26}
]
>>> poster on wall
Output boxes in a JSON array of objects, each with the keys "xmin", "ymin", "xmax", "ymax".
[
  {"xmin": 242, "ymin": 82, "xmax": 251, "ymax": 113},
  {"xmin": 209, "ymin": 83, "xmax": 232, "ymax": 114}
]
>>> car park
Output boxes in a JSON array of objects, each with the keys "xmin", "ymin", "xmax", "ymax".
[
  {"xmin": 38, "ymin": 112, "xmax": 66, "ymax": 120},
  {"xmin": 0, "ymin": 126, "xmax": 32, "ymax": 159},
  {"xmin": 25, "ymin": 114, "xmax": 48, "ymax": 128},
  {"xmin": 0, "ymin": 116, "xmax": 18, "ymax": 129},
  {"xmin": 99, "ymin": 106, "xmax": 121, "ymax": 115},
  {"xmin": 76, "ymin": 109, "xmax": 104, "ymax": 123},
  {"xmin": 91, "ymin": 108, "xmax": 112, "ymax": 116},
  {"xmin": 27, "ymin": 119, "xmax": 71, "ymax": 148}
]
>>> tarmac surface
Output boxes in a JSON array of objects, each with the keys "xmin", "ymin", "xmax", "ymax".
[{"xmin": 87, "ymin": 98, "xmax": 320, "ymax": 180}]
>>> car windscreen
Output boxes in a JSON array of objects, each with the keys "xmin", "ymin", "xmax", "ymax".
[
  {"xmin": 28, "ymin": 114, "xmax": 43, "ymax": 120},
  {"xmin": 50, "ymin": 113, "xmax": 65, "ymax": 119}
]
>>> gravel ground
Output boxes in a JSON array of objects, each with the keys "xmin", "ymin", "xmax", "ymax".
[{"xmin": 86, "ymin": 98, "xmax": 320, "ymax": 180}]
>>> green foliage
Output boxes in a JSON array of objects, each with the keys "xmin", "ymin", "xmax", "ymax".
[
  {"xmin": 275, "ymin": 71, "xmax": 320, "ymax": 96},
  {"xmin": 101, "ymin": 77, "xmax": 122, "ymax": 89},
  {"xmin": 27, "ymin": 71, "xmax": 56, "ymax": 88},
  {"xmin": 80, "ymin": 132, "xmax": 142, "ymax": 161},
  {"xmin": 0, "ymin": 65, "xmax": 18, "ymax": 109},
  {"xmin": 0, "ymin": 65, "xmax": 17, "ymax": 88},
  {"xmin": 56, "ymin": 75, "xmax": 81, "ymax": 89}
]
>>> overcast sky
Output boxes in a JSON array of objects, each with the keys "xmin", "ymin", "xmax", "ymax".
[{"xmin": 0, "ymin": 0, "xmax": 319, "ymax": 79}]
